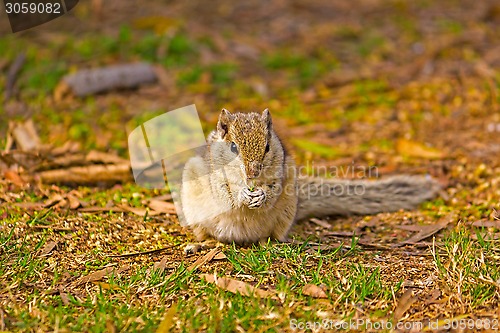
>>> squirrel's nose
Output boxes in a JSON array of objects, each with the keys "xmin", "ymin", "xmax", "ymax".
[{"xmin": 246, "ymin": 161, "xmax": 262, "ymax": 179}]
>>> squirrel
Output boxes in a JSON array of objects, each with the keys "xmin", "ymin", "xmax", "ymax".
[{"xmin": 180, "ymin": 108, "xmax": 440, "ymax": 244}]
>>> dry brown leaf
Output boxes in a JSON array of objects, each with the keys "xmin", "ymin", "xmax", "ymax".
[
  {"xmin": 118, "ymin": 204, "xmax": 161, "ymax": 217},
  {"xmin": 201, "ymin": 274, "xmax": 276, "ymax": 299},
  {"xmin": 76, "ymin": 265, "xmax": 129, "ymax": 285},
  {"xmin": 213, "ymin": 252, "xmax": 227, "ymax": 260},
  {"xmin": 105, "ymin": 320, "xmax": 117, "ymax": 333},
  {"xmin": 157, "ymin": 248, "xmax": 220, "ymax": 288},
  {"xmin": 309, "ymin": 218, "xmax": 331, "ymax": 229},
  {"xmin": 8, "ymin": 119, "xmax": 41, "ymax": 151},
  {"xmin": 8, "ymin": 202, "xmax": 44, "ymax": 210},
  {"xmin": 56, "ymin": 198, "xmax": 68, "ymax": 209},
  {"xmin": 77, "ymin": 267, "xmax": 115, "ymax": 284},
  {"xmin": 187, "ymin": 248, "xmax": 220, "ymax": 271},
  {"xmin": 424, "ymin": 289, "xmax": 442, "ymax": 305},
  {"xmin": 393, "ymin": 289, "xmax": 418, "ymax": 321},
  {"xmin": 156, "ymin": 303, "xmax": 177, "ymax": 333},
  {"xmin": 59, "ymin": 292, "xmax": 69, "ymax": 306},
  {"xmin": 396, "ymin": 225, "xmax": 428, "ymax": 232},
  {"xmin": 39, "ymin": 241, "xmax": 57, "ymax": 257},
  {"xmin": 43, "ymin": 194, "xmax": 65, "ymax": 208},
  {"xmin": 302, "ymin": 284, "xmax": 328, "ymax": 299},
  {"xmin": 471, "ymin": 220, "xmax": 500, "ymax": 228},
  {"xmin": 67, "ymin": 194, "xmax": 81, "ymax": 209},
  {"xmin": 153, "ymin": 256, "xmax": 169, "ymax": 273},
  {"xmin": 396, "ymin": 139, "xmax": 443, "ymax": 159},
  {"xmin": 92, "ymin": 282, "xmax": 120, "ymax": 290},
  {"xmin": 3, "ymin": 170, "xmax": 27, "ymax": 187},
  {"xmin": 395, "ymin": 216, "xmax": 451, "ymax": 247},
  {"xmin": 148, "ymin": 199, "xmax": 177, "ymax": 214},
  {"xmin": 471, "ymin": 232, "xmax": 500, "ymax": 240}
]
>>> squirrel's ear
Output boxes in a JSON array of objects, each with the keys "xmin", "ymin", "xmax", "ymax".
[
  {"xmin": 217, "ymin": 108, "xmax": 233, "ymax": 139},
  {"xmin": 262, "ymin": 108, "xmax": 272, "ymax": 130}
]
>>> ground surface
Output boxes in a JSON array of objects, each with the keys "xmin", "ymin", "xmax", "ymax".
[{"xmin": 0, "ymin": 0, "xmax": 500, "ymax": 332}]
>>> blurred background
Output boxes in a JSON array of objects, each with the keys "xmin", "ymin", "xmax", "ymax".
[{"xmin": 1, "ymin": 0, "xmax": 499, "ymax": 172}]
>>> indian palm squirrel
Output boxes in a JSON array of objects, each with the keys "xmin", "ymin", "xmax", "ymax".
[{"xmin": 180, "ymin": 109, "xmax": 439, "ymax": 244}]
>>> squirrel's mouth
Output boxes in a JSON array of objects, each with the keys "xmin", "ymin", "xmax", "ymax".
[
  {"xmin": 245, "ymin": 179, "xmax": 267, "ymax": 191},
  {"xmin": 246, "ymin": 180, "xmax": 255, "ymax": 191}
]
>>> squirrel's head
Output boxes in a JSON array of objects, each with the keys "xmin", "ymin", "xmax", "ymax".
[{"xmin": 216, "ymin": 108, "xmax": 273, "ymax": 180}]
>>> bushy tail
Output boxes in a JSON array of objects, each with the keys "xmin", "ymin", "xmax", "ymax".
[{"xmin": 296, "ymin": 175, "xmax": 440, "ymax": 220}]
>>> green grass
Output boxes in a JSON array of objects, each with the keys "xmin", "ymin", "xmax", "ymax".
[
  {"xmin": 176, "ymin": 62, "xmax": 237, "ymax": 87},
  {"xmin": 356, "ymin": 32, "xmax": 388, "ymax": 58},
  {"xmin": 263, "ymin": 50, "xmax": 338, "ymax": 88},
  {"xmin": 433, "ymin": 227, "xmax": 500, "ymax": 308},
  {"xmin": 292, "ymin": 139, "xmax": 345, "ymax": 159}
]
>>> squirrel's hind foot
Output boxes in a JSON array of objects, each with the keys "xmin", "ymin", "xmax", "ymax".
[{"xmin": 184, "ymin": 239, "xmax": 220, "ymax": 255}]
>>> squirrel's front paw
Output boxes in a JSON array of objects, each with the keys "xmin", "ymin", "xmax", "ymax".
[{"xmin": 240, "ymin": 187, "xmax": 266, "ymax": 209}]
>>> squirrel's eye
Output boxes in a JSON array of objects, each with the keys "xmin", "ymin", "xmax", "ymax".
[
  {"xmin": 230, "ymin": 142, "xmax": 238, "ymax": 154},
  {"xmin": 264, "ymin": 143, "xmax": 270, "ymax": 154}
]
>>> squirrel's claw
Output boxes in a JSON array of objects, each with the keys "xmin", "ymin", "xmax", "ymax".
[{"xmin": 240, "ymin": 187, "xmax": 266, "ymax": 209}]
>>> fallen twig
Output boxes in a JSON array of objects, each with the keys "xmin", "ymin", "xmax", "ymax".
[
  {"xmin": 107, "ymin": 245, "xmax": 175, "ymax": 258},
  {"xmin": 5, "ymin": 53, "xmax": 26, "ymax": 100},
  {"xmin": 57, "ymin": 62, "xmax": 157, "ymax": 97},
  {"xmin": 33, "ymin": 163, "xmax": 133, "ymax": 184}
]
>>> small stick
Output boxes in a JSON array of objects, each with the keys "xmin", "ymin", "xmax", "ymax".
[{"xmin": 5, "ymin": 53, "xmax": 26, "ymax": 100}]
